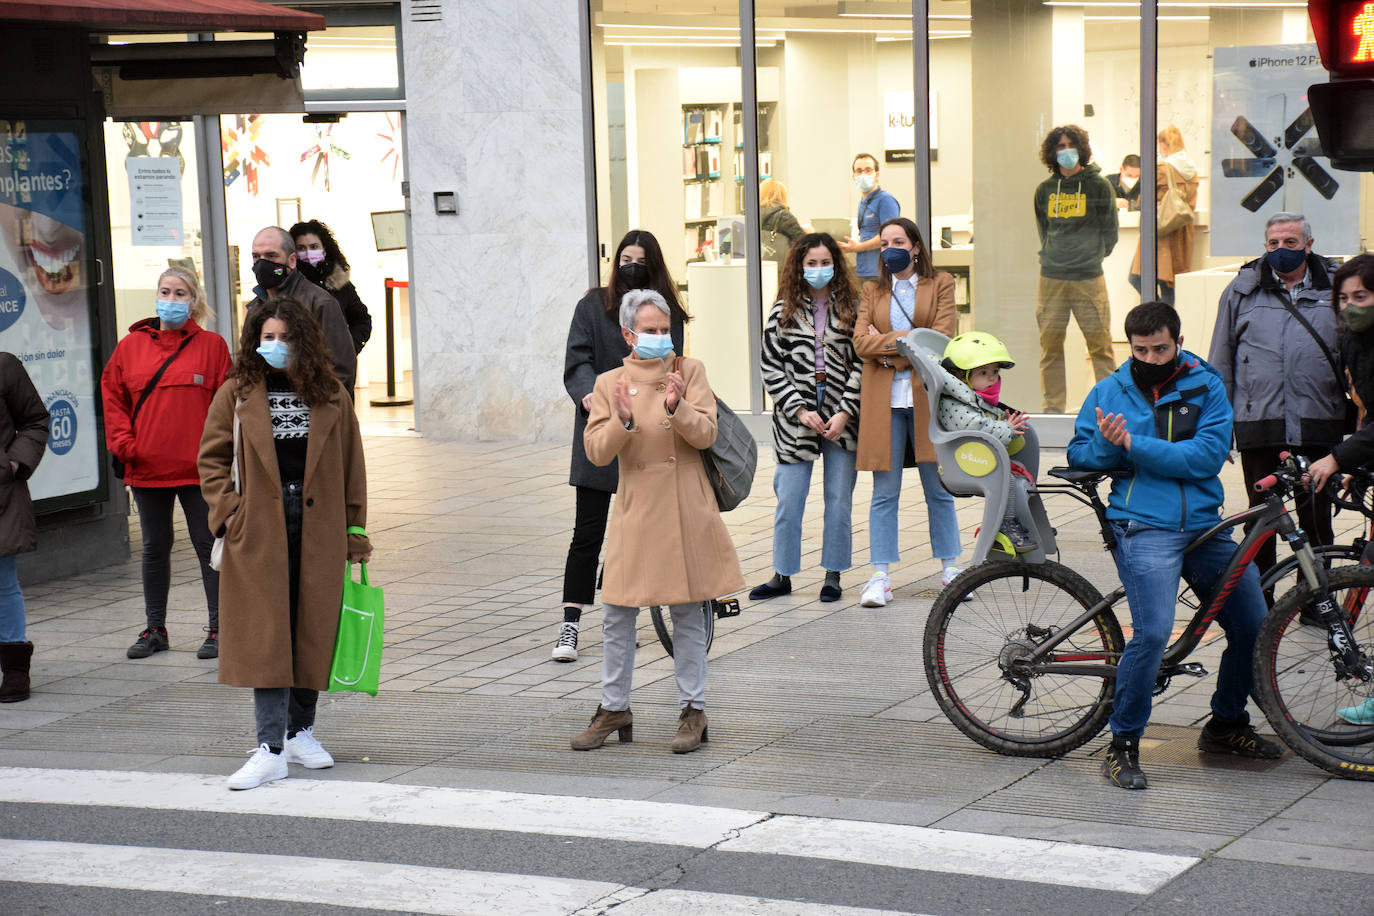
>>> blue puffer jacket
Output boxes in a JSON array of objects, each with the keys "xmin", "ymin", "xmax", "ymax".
[{"xmin": 1068, "ymin": 350, "xmax": 1232, "ymax": 532}]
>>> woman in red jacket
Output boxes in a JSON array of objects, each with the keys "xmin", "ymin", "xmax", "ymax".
[{"xmin": 102, "ymin": 267, "xmax": 232, "ymax": 660}]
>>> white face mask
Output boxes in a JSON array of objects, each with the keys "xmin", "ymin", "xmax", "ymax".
[{"xmin": 1120, "ymin": 175, "xmax": 1139, "ymax": 190}]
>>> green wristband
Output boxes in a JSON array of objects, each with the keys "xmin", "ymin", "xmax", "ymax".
[{"xmin": 347, "ymin": 526, "xmax": 367, "ymax": 537}]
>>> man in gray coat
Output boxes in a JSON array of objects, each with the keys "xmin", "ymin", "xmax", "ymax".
[
  {"xmin": 245, "ymin": 226, "xmax": 357, "ymax": 395},
  {"xmin": 1208, "ymin": 212, "xmax": 1339, "ymax": 586}
]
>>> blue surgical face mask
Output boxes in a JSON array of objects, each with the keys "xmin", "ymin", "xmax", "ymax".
[
  {"xmin": 803, "ymin": 265, "xmax": 834, "ymax": 290},
  {"xmin": 855, "ymin": 174, "xmax": 876, "ymax": 193},
  {"xmin": 1056, "ymin": 148, "xmax": 1080, "ymax": 170},
  {"xmin": 1266, "ymin": 246, "xmax": 1307, "ymax": 275},
  {"xmin": 256, "ymin": 339, "xmax": 291, "ymax": 370},
  {"xmin": 881, "ymin": 246, "xmax": 913, "ymax": 274},
  {"xmin": 632, "ymin": 331, "xmax": 673, "ymax": 361},
  {"xmin": 155, "ymin": 299, "xmax": 189, "ymax": 328}
]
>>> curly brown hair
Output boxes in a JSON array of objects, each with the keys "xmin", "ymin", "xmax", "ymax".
[
  {"xmin": 1040, "ymin": 125, "xmax": 1093, "ymax": 172},
  {"xmin": 233, "ymin": 296, "xmax": 340, "ymax": 406},
  {"xmin": 775, "ymin": 233, "xmax": 858, "ymax": 331}
]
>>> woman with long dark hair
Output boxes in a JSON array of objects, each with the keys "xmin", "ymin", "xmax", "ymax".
[
  {"xmin": 199, "ymin": 297, "xmax": 370, "ymax": 790},
  {"xmin": 852, "ymin": 217, "xmax": 961, "ymax": 607},
  {"xmin": 290, "ymin": 219, "xmax": 372, "ymax": 354},
  {"xmin": 555, "ymin": 230, "xmax": 689, "ymax": 661},
  {"xmin": 751, "ymin": 233, "xmax": 862, "ymax": 602}
]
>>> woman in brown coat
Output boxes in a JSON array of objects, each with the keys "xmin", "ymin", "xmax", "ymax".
[
  {"xmin": 571, "ymin": 288, "xmax": 744, "ymax": 755},
  {"xmin": 1130, "ymin": 125, "xmax": 1199, "ymax": 307},
  {"xmin": 199, "ymin": 297, "xmax": 370, "ymax": 790},
  {"xmin": 0, "ymin": 353, "xmax": 49, "ymax": 702},
  {"xmin": 853, "ymin": 217, "xmax": 962, "ymax": 608}
]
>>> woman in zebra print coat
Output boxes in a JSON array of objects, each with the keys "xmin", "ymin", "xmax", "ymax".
[{"xmin": 751, "ymin": 233, "xmax": 863, "ymax": 604}]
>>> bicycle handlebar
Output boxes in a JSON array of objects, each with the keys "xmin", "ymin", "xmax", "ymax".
[{"xmin": 1254, "ymin": 474, "xmax": 1279, "ymax": 493}]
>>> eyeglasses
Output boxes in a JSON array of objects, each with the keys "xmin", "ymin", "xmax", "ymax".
[{"xmin": 854, "ymin": 166, "xmax": 877, "ymax": 175}]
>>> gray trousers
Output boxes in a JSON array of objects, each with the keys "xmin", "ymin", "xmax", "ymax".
[
  {"xmin": 253, "ymin": 687, "xmax": 319, "ymax": 748},
  {"xmin": 601, "ymin": 602, "xmax": 707, "ymax": 711}
]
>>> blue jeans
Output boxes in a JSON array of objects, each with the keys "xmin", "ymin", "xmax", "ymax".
[
  {"xmin": 1108, "ymin": 520, "xmax": 1266, "ymax": 737},
  {"xmin": 771, "ymin": 438, "xmax": 858, "ymax": 576},
  {"xmin": 0, "ymin": 555, "xmax": 24, "ymax": 642},
  {"xmin": 870, "ymin": 408, "xmax": 961, "ymax": 564}
]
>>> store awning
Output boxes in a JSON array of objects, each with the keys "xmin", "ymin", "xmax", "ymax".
[{"xmin": 0, "ymin": 0, "xmax": 324, "ymax": 32}]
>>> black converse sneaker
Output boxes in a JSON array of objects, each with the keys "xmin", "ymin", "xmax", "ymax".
[
  {"xmin": 551, "ymin": 622, "xmax": 579, "ymax": 662},
  {"xmin": 1104, "ymin": 735, "xmax": 1148, "ymax": 789}
]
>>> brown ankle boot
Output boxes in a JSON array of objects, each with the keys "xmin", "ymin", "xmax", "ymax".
[
  {"xmin": 570, "ymin": 705, "xmax": 633, "ymax": 750},
  {"xmin": 671, "ymin": 707, "xmax": 708, "ymax": 754},
  {"xmin": 0, "ymin": 641, "xmax": 33, "ymax": 703}
]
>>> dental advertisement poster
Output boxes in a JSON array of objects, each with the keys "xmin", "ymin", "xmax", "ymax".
[
  {"xmin": 0, "ymin": 119, "xmax": 100, "ymax": 501},
  {"xmin": 1211, "ymin": 44, "xmax": 1359, "ymax": 256}
]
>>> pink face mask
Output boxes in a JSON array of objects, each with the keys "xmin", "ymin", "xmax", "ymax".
[
  {"xmin": 299, "ymin": 249, "xmax": 327, "ymax": 266},
  {"xmin": 974, "ymin": 378, "xmax": 1002, "ymax": 406}
]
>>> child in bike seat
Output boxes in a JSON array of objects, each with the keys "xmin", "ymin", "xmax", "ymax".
[{"xmin": 936, "ymin": 332, "xmax": 1040, "ymax": 554}]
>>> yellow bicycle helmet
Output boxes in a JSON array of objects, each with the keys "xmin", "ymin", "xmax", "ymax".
[{"xmin": 943, "ymin": 332, "xmax": 1015, "ymax": 371}]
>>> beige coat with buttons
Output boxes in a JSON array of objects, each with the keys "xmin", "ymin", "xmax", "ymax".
[{"xmin": 584, "ymin": 354, "xmax": 745, "ymax": 608}]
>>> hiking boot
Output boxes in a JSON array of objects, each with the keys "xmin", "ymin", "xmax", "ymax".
[
  {"xmin": 126, "ymin": 628, "xmax": 169, "ymax": 659},
  {"xmin": 1104, "ymin": 735, "xmax": 1148, "ymax": 789},
  {"xmin": 749, "ymin": 573, "xmax": 792, "ymax": 600},
  {"xmin": 227, "ymin": 744, "xmax": 288, "ymax": 790},
  {"xmin": 999, "ymin": 516, "xmax": 1039, "ymax": 554},
  {"xmin": 1197, "ymin": 718, "xmax": 1284, "ymax": 759},
  {"xmin": 551, "ymin": 622, "xmax": 579, "ymax": 662},
  {"xmin": 196, "ymin": 627, "xmax": 218, "ymax": 660}
]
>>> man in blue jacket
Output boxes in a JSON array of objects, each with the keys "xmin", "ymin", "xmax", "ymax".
[{"xmin": 1068, "ymin": 302, "xmax": 1282, "ymax": 790}]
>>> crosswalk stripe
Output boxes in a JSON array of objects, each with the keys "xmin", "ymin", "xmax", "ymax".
[
  {"xmin": 0, "ymin": 839, "xmax": 924, "ymax": 916},
  {"xmin": 0, "ymin": 766, "xmax": 766, "ymax": 848},
  {"xmin": 719, "ymin": 815, "xmax": 1198, "ymax": 895},
  {"xmin": 0, "ymin": 767, "xmax": 1197, "ymax": 895}
]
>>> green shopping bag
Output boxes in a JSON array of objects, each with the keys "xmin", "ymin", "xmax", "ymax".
[{"xmin": 329, "ymin": 529, "xmax": 384, "ymax": 696}]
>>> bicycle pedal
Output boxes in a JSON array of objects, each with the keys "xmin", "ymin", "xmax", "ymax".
[
  {"xmin": 1174, "ymin": 662, "xmax": 1208, "ymax": 678},
  {"xmin": 711, "ymin": 597, "xmax": 741, "ymax": 619}
]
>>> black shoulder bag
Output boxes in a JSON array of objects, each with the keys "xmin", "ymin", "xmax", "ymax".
[
  {"xmin": 111, "ymin": 334, "xmax": 196, "ymax": 479},
  {"xmin": 1278, "ymin": 295, "xmax": 1358, "ymax": 435}
]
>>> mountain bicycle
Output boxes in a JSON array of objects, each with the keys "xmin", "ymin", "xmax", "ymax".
[
  {"xmin": 923, "ymin": 453, "xmax": 1374, "ymax": 779},
  {"xmin": 1256, "ymin": 466, "xmax": 1374, "ymax": 601}
]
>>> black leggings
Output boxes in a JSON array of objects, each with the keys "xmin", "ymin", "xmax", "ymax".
[
  {"xmin": 1241, "ymin": 446, "xmax": 1334, "ymax": 591},
  {"xmin": 562, "ymin": 486, "xmax": 612, "ymax": 614},
  {"xmin": 130, "ymin": 485, "xmax": 218, "ymax": 630}
]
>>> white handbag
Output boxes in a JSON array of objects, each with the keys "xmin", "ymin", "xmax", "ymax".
[{"xmin": 209, "ymin": 402, "xmax": 241, "ymax": 572}]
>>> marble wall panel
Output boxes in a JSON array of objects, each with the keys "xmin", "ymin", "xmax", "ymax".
[{"xmin": 402, "ymin": 1, "xmax": 589, "ymax": 443}]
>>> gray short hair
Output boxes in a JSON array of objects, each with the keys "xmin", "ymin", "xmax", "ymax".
[
  {"xmin": 1266, "ymin": 212, "xmax": 1312, "ymax": 241},
  {"xmin": 619, "ymin": 288, "xmax": 670, "ymax": 330}
]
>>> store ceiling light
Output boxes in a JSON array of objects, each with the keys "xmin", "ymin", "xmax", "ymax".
[{"xmin": 1044, "ymin": 1, "xmax": 1307, "ymax": 6}]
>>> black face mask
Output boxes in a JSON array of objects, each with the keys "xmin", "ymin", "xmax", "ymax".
[
  {"xmin": 253, "ymin": 258, "xmax": 290, "ymax": 291},
  {"xmin": 1130, "ymin": 356, "xmax": 1179, "ymax": 391},
  {"xmin": 618, "ymin": 261, "xmax": 651, "ymax": 290}
]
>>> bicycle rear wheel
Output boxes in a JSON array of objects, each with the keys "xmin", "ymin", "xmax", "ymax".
[
  {"xmin": 651, "ymin": 603, "xmax": 715, "ymax": 658},
  {"xmin": 1259, "ymin": 544, "xmax": 1365, "ymax": 603},
  {"xmin": 1254, "ymin": 566, "xmax": 1374, "ymax": 780},
  {"xmin": 924, "ymin": 561, "xmax": 1122, "ymax": 757}
]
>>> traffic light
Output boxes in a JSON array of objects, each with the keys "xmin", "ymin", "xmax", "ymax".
[{"xmin": 1309, "ymin": 0, "xmax": 1374, "ymax": 169}]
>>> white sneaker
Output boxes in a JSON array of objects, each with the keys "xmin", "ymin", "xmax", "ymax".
[
  {"xmin": 227, "ymin": 744, "xmax": 288, "ymax": 790},
  {"xmin": 551, "ymin": 622, "xmax": 579, "ymax": 662},
  {"xmin": 941, "ymin": 566, "xmax": 963, "ymax": 587},
  {"xmin": 282, "ymin": 726, "xmax": 335, "ymax": 769},
  {"xmin": 859, "ymin": 574, "xmax": 892, "ymax": 607}
]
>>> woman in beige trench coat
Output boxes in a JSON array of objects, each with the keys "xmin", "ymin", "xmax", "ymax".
[
  {"xmin": 571, "ymin": 289, "xmax": 744, "ymax": 755},
  {"xmin": 199, "ymin": 296, "xmax": 370, "ymax": 790},
  {"xmin": 851, "ymin": 217, "xmax": 962, "ymax": 609}
]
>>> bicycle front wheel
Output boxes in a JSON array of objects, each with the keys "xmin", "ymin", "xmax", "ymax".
[
  {"xmin": 651, "ymin": 603, "xmax": 715, "ymax": 658},
  {"xmin": 924, "ymin": 561, "xmax": 1123, "ymax": 757},
  {"xmin": 1254, "ymin": 566, "xmax": 1374, "ymax": 780}
]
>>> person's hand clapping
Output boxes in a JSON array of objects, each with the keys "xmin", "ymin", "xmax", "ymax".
[
  {"xmin": 614, "ymin": 378, "xmax": 633, "ymax": 425},
  {"xmin": 1095, "ymin": 407, "xmax": 1131, "ymax": 451},
  {"xmin": 665, "ymin": 368, "xmax": 686, "ymax": 412}
]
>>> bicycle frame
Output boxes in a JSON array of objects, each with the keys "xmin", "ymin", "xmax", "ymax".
[{"xmin": 1011, "ymin": 483, "xmax": 1310, "ymax": 682}]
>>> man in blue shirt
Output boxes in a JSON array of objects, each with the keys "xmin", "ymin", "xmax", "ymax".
[
  {"xmin": 1067, "ymin": 301, "xmax": 1282, "ymax": 790},
  {"xmin": 840, "ymin": 153, "xmax": 899, "ymax": 280}
]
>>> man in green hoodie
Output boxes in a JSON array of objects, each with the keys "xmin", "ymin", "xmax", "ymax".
[{"xmin": 1033, "ymin": 125, "xmax": 1120, "ymax": 413}]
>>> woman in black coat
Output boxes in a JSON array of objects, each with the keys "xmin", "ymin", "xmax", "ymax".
[
  {"xmin": 290, "ymin": 220, "xmax": 373, "ymax": 354},
  {"xmin": 554, "ymin": 229, "xmax": 688, "ymax": 661},
  {"xmin": 1310, "ymin": 253, "xmax": 1374, "ymax": 489},
  {"xmin": 0, "ymin": 353, "xmax": 49, "ymax": 702}
]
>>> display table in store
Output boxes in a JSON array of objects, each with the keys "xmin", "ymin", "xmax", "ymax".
[{"xmin": 685, "ymin": 259, "xmax": 778, "ymax": 408}]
